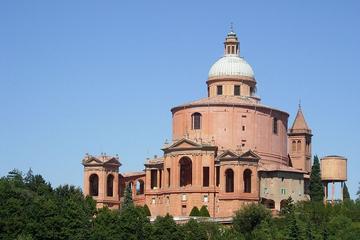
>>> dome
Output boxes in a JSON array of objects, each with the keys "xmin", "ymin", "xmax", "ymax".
[{"xmin": 208, "ymin": 55, "xmax": 255, "ymax": 79}]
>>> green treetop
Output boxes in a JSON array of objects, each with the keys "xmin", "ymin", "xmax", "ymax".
[
  {"xmin": 309, "ymin": 155, "xmax": 324, "ymax": 202},
  {"xmin": 343, "ymin": 182, "xmax": 350, "ymax": 200}
]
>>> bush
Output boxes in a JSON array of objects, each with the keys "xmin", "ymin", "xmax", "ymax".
[
  {"xmin": 143, "ymin": 204, "xmax": 151, "ymax": 216},
  {"xmin": 189, "ymin": 206, "xmax": 200, "ymax": 216},
  {"xmin": 199, "ymin": 205, "xmax": 210, "ymax": 217}
]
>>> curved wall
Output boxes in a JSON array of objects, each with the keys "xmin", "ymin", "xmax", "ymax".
[{"xmin": 172, "ymin": 104, "xmax": 289, "ymax": 165}]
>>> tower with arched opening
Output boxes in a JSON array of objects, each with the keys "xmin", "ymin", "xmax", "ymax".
[{"xmin": 82, "ymin": 154, "xmax": 121, "ymax": 209}]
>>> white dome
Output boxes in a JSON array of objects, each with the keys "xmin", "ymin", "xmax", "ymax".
[{"xmin": 208, "ymin": 55, "xmax": 254, "ymax": 78}]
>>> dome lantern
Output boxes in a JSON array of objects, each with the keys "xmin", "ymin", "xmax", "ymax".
[{"xmin": 224, "ymin": 27, "xmax": 240, "ymax": 56}]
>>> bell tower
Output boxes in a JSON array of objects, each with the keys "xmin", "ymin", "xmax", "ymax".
[
  {"xmin": 288, "ymin": 105, "xmax": 312, "ymax": 173},
  {"xmin": 82, "ymin": 153, "xmax": 121, "ymax": 209}
]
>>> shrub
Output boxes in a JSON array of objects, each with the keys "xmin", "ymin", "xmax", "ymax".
[
  {"xmin": 189, "ymin": 206, "xmax": 200, "ymax": 216},
  {"xmin": 199, "ymin": 206, "xmax": 210, "ymax": 217}
]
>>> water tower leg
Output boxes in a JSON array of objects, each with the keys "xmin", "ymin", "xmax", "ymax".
[
  {"xmin": 323, "ymin": 182, "xmax": 328, "ymax": 205},
  {"xmin": 331, "ymin": 181, "xmax": 335, "ymax": 206},
  {"xmin": 341, "ymin": 182, "xmax": 344, "ymax": 201}
]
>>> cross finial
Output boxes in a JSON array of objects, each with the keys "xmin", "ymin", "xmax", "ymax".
[
  {"xmin": 298, "ymin": 99, "xmax": 302, "ymax": 110},
  {"xmin": 230, "ymin": 22, "xmax": 234, "ymax": 32}
]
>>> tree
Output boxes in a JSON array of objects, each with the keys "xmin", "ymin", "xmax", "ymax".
[
  {"xmin": 343, "ymin": 183, "xmax": 350, "ymax": 200},
  {"xmin": 122, "ymin": 184, "xmax": 133, "ymax": 210},
  {"xmin": 91, "ymin": 207, "xmax": 122, "ymax": 240},
  {"xmin": 181, "ymin": 219, "xmax": 207, "ymax": 240},
  {"xmin": 286, "ymin": 212, "xmax": 301, "ymax": 240},
  {"xmin": 251, "ymin": 221, "xmax": 273, "ymax": 240},
  {"xmin": 118, "ymin": 205, "xmax": 151, "ymax": 240},
  {"xmin": 233, "ymin": 203, "xmax": 271, "ymax": 239},
  {"xmin": 189, "ymin": 207, "xmax": 200, "ymax": 217},
  {"xmin": 199, "ymin": 206, "xmax": 210, "ymax": 217},
  {"xmin": 152, "ymin": 214, "xmax": 183, "ymax": 240},
  {"xmin": 357, "ymin": 182, "xmax": 360, "ymax": 201},
  {"xmin": 142, "ymin": 204, "xmax": 151, "ymax": 216},
  {"xmin": 280, "ymin": 196, "xmax": 295, "ymax": 216},
  {"xmin": 309, "ymin": 155, "xmax": 324, "ymax": 202}
]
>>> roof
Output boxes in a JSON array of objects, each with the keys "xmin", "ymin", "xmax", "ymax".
[
  {"xmin": 290, "ymin": 107, "xmax": 311, "ymax": 134},
  {"xmin": 171, "ymin": 95, "xmax": 289, "ymax": 116},
  {"xmin": 208, "ymin": 55, "xmax": 254, "ymax": 79},
  {"xmin": 258, "ymin": 163, "xmax": 306, "ymax": 174},
  {"xmin": 145, "ymin": 157, "xmax": 164, "ymax": 165},
  {"xmin": 121, "ymin": 171, "xmax": 145, "ymax": 178},
  {"xmin": 321, "ymin": 155, "xmax": 347, "ymax": 161}
]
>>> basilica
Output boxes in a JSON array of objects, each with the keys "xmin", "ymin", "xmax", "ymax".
[{"xmin": 82, "ymin": 30, "xmax": 316, "ymax": 218}]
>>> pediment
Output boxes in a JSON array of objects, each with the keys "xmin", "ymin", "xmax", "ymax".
[
  {"xmin": 217, "ymin": 150, "xmax": 239, "ymax": 160},
  {"xmin": 165, "ymin": 138, "xmax": 202, "ymax": 150},
  {"xmin": 82, "ymin": 155, "xmax": 121, "ymax": 167},
  {"xmin": 162, "ymin": 138, "xmax": 217, "ymax": 154},
  {"xmin": 239, "ymin": 150, "xmax": 261, "ymax": 161},
  {"xmin": 103, "ymin": 157, "xmax": 121, "ymax": 166},
  {"xmin": 82, "ymin": 156, "xmax": 103, "ymax": 165}
]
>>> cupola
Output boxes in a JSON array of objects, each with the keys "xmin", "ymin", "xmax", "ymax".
[{"xmin": 207, "ymin": 28, "xmax": 257, "ymax": 98}]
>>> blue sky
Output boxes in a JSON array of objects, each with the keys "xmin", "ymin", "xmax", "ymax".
[{"xmin": 1, "ymin": 1, "xmax": 359, "ymax": 198}]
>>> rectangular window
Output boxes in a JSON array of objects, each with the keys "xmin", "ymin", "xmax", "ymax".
[
  {"xmin": 217, "ymin": 85, "xmax": 223, "ymax": 95},
  {"xmin": 151, "ymin": 170, "xmax": 157, "ymax": 189},
  {"xmin": 234, "ymin": 85, "xmax": 240, "ymax": 96},
  {"xmin": 203, "ymin": 167, "xmax": 209, "ymax": 187},
  {"xmin": 242, "ymin": 125, "xmax": 245, "ymax": 131},
  {"xmin": 216, "ymin": 166, "xmax": 220, "ymax": 187},
  {"xmin": 273, "ymin": 118, "xmax": 278, "ymax": 134},
  {"xmin": 182, "ymin": 194, "xmax": 187, "ymax": 201},
  {"xmin": 167, "ymin": 168, "xmax": 171, "ymax": 187},
  {"xmin": 159, "ymin": 170, "xmax": 162, "ymax": 189}
]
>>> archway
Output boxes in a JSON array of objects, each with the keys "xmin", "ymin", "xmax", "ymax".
[
  {"xmin": 107, "ymin": 174, "xmax": 114, "ymax": 197},
  {"xmin": 261, "ymin": 198, "xmax": 275, "ymax": 209},
  {"xmin": 136, "ymin": 179, "xmax": 144, "ymax": 195},
  {"xmin": 89, "ymin": 174, "xmax": 99, "ymax": 196}
]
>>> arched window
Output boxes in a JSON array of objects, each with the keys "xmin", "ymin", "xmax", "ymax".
[
  {"xmin": 192, "ymin": 112, "xmax": 202, "ymax": 130},
  {"xmin": 297, "ymin": 140, "xmax": 301, "ymax": 152},
  {"xmin": 225, "ymin": 169, "xmax": 234, "ymax": 192},
  {"xmin": 136, "ymin": 180, "xmax": 144, "ymax": 195},
  {"xmin": 292, "ymin": 140, "xmax": 297, "ymax": 152},
  {"xmin": 243, "ymin": 169, "xmax": 252, "ymax": 193},
  {"xmin": 89, "ymin": 174, "xmax": 99, "ymax": 196},
  {"xmin": 179, "ymin": 157, "xmax": 192, "ymax": 187},
  {"xmin": 107, "ymin": 174, "xmax": 114, "ymax": 197}
]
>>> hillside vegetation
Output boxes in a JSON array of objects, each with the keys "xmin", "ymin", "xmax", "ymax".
[{"xmin": 1, "ymin": 170, "xmax": 360, "ymax": 240}]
